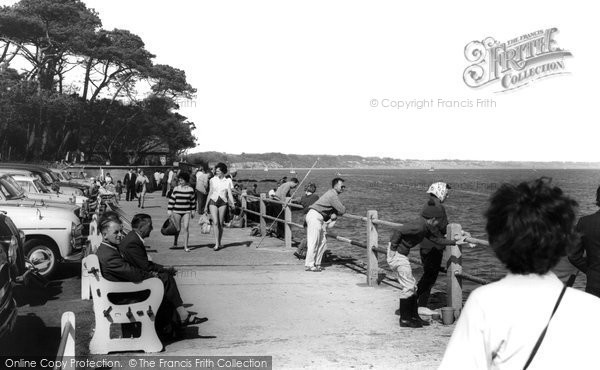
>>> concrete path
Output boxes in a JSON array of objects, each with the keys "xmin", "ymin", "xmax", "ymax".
[{"xmin": 112, "ymin": 193, "xmax": 453, "ymax": 369}]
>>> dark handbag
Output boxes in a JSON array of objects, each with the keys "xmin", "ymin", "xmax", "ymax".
[{"xmin": 161, "ymin": 215, "xmax": 180, "ymax": 235}]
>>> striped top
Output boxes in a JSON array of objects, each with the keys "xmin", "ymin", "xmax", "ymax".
[{"xmin": 168, "ymin": 185, "xmax": 197, "ymax": 213}]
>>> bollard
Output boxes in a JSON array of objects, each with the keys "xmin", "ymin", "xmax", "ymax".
[
  {"xmin": 259, "ymin": 193, "xmax": 267, "ymax": 237},
  {"xmin": 241, "ymin": 190, "xmax": 248, "ymax": 228},
  {"xmin": 366, "ymin": 210, "xmax": 379, "ymax": 286},
  {"xmin": 284, "ymin": 197, "xmax": 292, "ymax": 248},
  {"xmin": 445, "ymin": 223, "xmax": 463, "ymax": 311},
  {"xmin": 56, "ymin": 311, "xmax": 76, "ymax": 370}
]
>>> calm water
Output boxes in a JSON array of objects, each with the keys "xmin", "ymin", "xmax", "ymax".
[{"xmin": 238, "ymin": 168, "xmax": 600, "ymax": 296}]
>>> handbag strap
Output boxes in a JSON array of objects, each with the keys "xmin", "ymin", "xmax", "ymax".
[{"xmin": 523, "ymin": 275, "xmax": 575, "ymax": 369}]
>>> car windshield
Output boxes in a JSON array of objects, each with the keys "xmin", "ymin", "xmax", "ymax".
[
  {"xmin": 47, "ymin": 172, "xmax": 60, "ymax": 182},
  {"xmin": 35, "ymin": 179, "xmax": 51, "ymax": 193},
  {"xmin": 15, "ymin": 180, "xmax": 37, "ymax": 193},
  {"xmin": 35, "ymin": 172, "xmax": 53, "ymax": 185},
  {"xmin": 0, "ymin": 176, "xmax": 25, "ymax": 200}
]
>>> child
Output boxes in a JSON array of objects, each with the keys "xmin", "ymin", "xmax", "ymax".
[{"xmin": 115, "ymin": 180, "xmax": 123, "ymax": 201}]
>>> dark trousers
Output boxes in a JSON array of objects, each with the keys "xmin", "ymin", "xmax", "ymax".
[
  {"xmin": 196, "ymin": 191, "xmax": 207, "ymax": 213},
  {"xmin": 416, "ymin": 247, "xmax": 443, "ymax": 307},
  {"xmin": 161, "ymin": 182, "xmax": 167, "ymax": 196},
  {"xmin": 267, "ymin": 203, "xmax": 284, "ymax": 237},
  {"xmin": 158, "ymin": 271, "xmax": 183, "ymax": 308},
  {"xmin": 126, "ymin": 186, "xmax": 136, "ymax": 201}
]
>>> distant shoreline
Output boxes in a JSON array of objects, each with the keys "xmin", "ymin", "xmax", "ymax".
[{"xmin": 237, "ymin": 167, "xmax": 600, "ymax": 171}]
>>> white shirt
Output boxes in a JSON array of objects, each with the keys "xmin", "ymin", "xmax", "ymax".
[
  {"xmin": 167, "ymin": 170, "xmax": 174, "ymax": 183},
  {"xmin": 208, "ymin": 176, "xmax": 231, "ymax": 202},
  {"xmin": 440, "ymin": 272, "xmax": 600, "ymax": 370}
]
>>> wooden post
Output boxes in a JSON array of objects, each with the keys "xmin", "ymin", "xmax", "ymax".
[
  {"xmin": 259, "ymin": 193, "xmax": 267, "ymax": 237},
  {"xmin": 445, "ymin": 223, "xmax": 463, "ymax": 312},
  {"xmin": 284, "ymin": 197, "xmax": 292, "ymax": 248},
  {"xmin": 58, "ymin": 311, "xmax": 76, "ymax": 368},
  {"xmin": 241, "ymin": 190, "xmax": 248, "ymax": 228},
  {"xmin": 366, "ymin": 210, "xmax": 379, "ymax": 286}
]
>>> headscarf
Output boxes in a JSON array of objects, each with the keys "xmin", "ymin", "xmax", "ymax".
[{"xmin": 427, "ymin": 182, "xmax": 449, "ymax": 202}]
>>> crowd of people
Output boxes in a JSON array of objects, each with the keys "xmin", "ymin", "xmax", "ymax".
[{"xmin": 89, "ymin": 164, "xmax": 600, "ymax": 367}]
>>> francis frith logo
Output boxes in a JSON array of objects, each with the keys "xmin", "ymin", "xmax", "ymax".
[{"xmin": 463, "ymin": 28, "xmax": 572, "ymax": 92}]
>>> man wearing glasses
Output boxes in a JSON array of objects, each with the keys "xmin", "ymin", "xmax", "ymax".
[{"xmin": 304, "ymin": 178, "xmax": 347, "ymax": 272}]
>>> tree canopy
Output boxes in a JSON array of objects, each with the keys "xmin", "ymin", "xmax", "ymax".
[{"xmin": 0, "ymin": 0, "xmax": 196, "ymax": 164}]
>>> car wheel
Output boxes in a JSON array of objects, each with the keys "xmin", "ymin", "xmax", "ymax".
[{"xmin": 23, "ymin": 240, "xmax": 58, "ymax": 278}]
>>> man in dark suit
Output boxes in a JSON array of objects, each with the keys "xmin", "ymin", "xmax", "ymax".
[
  {"xmin": 119, "ymin": 213, "xmax": 205, "ymax": 326},
  {"xmin": 123, "ymin": 168, "xmax": 137, "ymax": 201},
  {"xmin": 96, "ymin": 216, "xmax": 152, "ymax": 283},
  {"xmin": 569, "ymin": 185, "xmax": 600, "ymax": 298}
]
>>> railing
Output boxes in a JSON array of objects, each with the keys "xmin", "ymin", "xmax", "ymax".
[
  {"xmin": 239, "ymin": 190, "xmax": 491, "ymax": 311},
  {"xmin": 54, "ymin": 311, "xmax": 75, "ymax": 370}
]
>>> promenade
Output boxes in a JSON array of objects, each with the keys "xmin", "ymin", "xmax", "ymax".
[{"xmin": 110, "ymin": 193, "xmax": 453, "ymax": 369}]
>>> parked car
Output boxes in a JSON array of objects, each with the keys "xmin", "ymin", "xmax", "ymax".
[
  {"xmin": 10, "ymin": 174, "xmax": 90, "ymax": 215},
  {"xmin": 0, "ymin": 164, "xmax": 86, "ymax": 196},
  {"xmin": 0, "ymin": 245, "xmax": 17, "ymax": 341},
  {"xmin": 0, "ymin": 175, "xmax": 84, "ymax": 277},
  {"xmin": 50, "ymin": 169, "xmax": 91, "ymax": 187},
  {"xmin": 0, "ymin": 212, "xmax": 26, "ymax": 281}
]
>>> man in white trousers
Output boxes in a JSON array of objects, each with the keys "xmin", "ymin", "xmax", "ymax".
[{"xmin": 304, "ymin": 178, "xmax": 346, "ymax": 272}]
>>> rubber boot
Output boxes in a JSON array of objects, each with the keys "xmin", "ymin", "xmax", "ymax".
[
  {"xmin": 399, "ymin": 297, "xmax": 422, "ymax": 328},
  {"xmin": 410, "ymin": 295, "xmax": 430, "ymax": 326}
]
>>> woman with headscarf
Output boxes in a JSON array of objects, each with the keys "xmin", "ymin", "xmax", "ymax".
[{"xmin": 416, "ymin": 182, "xmax": 452, "ymax": 316}]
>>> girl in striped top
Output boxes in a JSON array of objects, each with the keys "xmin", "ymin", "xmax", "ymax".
[{"xmin": 168, "ymin": 171, "xmax": 196, "ymax": 252}]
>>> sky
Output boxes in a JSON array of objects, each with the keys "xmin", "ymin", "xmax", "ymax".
[{"xmin": 3, "ymin": 0, "xmax": 599, "ymax": 161}]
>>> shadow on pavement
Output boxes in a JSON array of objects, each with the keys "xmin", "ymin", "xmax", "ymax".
[
  {"xmin": 2, "ymin": 313, "xmax": 60, "ymax": 356},
  {"xmin": 219, "ymin": 241, "xmax": 253, "ymax": 250},
  {"xmin": 14, "ymin": 281, "xmax": 64, "ymax": 307}
]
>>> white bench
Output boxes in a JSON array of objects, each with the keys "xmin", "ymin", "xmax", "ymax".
[{"xmin": 83, "ymin": 254, "xmax": 164, "ymax": 354}]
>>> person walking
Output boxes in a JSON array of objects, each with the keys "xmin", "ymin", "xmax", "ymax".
[
  {"xmin": 154, "ymin": 170, "xmax": 161, "ymax": 189},
  {"xmin": 440, "ymin": 178, "xmax": 600, "ymax": 369},
  {"xmin": 115, "ymin": 180, "xmax": 123, "ymax": 201},
  {"xmin": 195, "ymin": 167, "xmax": 210, "ymax": 217},
  {"xmin": 136, "ymin": 169, "xmax": 150, "ymax": 208},
  {"xmin": 168, "ymin": 172, "xmax": 196, "ymax": 252},
  {"xmin": 166, "ymin": 167, "xmax": 175, "ymax": 197},
  {"xmin": 123, "ymin": 168, "xmax": 137, "ymax": 201},
  {"xmin": 568, "ymin": 185, "xmax": 600, "ymax": 298},
  {"xmin": 161, "ymin": 168, "xmax": 169, "ymax": 197},
  {"xmin": 304, "ymin": 178, "xmax": 346, "ymax": 272},
  {"xmin": 204, "ymin": 162, "xmax": 235, "ymax": 251}
]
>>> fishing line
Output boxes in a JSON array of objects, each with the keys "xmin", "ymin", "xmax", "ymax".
[{"xmin": 256, "ymin": 158, "xmax": 320, "ymax": 248}]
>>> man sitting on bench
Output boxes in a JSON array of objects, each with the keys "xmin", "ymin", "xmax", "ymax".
[
  {"xmin": 96, "ymin": 212, "xmax": 206, "ymax": 336},
  {"xmin": 119, "ymin": 213, "xmax": 207, "ymax": 328}
]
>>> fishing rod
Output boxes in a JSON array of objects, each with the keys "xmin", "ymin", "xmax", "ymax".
[{"xmin": 256, "ymin": 158, "xmax": 320, "ymax": 248}]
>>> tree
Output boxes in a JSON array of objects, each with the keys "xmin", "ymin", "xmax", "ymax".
[{"xmin": 0, "ymin": 0, "xmax": 198, "ymax": 163}]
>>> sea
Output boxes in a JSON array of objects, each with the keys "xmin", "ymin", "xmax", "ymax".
[{"xmin": 236, "ymin": 168, "xmax": 600, "ymax": 300}]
